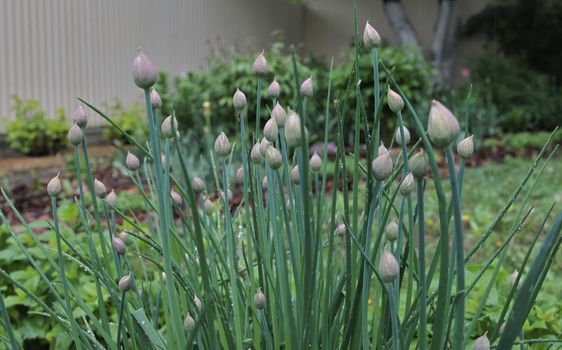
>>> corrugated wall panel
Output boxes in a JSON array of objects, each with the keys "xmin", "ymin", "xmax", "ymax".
[{"xmin": 0, "ymin": 0, "xmax": 304, "ymax": 130}]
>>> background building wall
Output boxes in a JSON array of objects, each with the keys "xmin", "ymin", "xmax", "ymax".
[{"xmin": 0, "ymin": 0, "xmax": 303, "ymax": 128}]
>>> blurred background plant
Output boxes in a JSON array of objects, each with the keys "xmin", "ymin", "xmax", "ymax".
[{"xmin": 101, "ymin": 100, "xmax": 148, "ymax": 145}]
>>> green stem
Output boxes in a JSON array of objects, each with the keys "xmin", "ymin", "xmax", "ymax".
[
  {"xmin": 416, "ymin": 178, "xmax": 427, "ymax": 350},
  {"xmin": 116, "ymin": 291, "xmax": 126, "ymax": 349},
  {"xmin": 0, "ymin": 290, "xmax": 19, "ymax": 350}
]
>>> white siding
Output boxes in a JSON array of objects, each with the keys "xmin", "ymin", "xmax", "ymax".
[{"xmin": 0, "ymin": 0, "xmax": 304, "ymax": 129}]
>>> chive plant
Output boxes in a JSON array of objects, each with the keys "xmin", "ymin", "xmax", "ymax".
[{"xmin": 1, "ymin": 20, "xmax": 562, "ymax": 350}]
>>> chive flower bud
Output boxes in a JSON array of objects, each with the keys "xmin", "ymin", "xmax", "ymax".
[
  {"xmin": 409, "ymin": 150, "xmax": 429, "ymax": 178},
  {"xmin": 150, "ymin": 88, "xmax": 162, "ymax": 109},
  {"xmin": 399, "ymin": 173, "xmax": 415, "ymax": 195},
  {"xmin": 233, "ymin": 89, "xmax": 247, "ymax": 111},
  {"xmin": 67, "ymin": 123, "xmax": 83, "ymax": 145},
  {"xmin": 191, "ymin": 176, "xmax": 205, "ymax": 193},
  {"xmin": 509, "ymin": 269, "xmax": 519, "ymax": 288},
  {"xmin": 284, "ymin": 109, "xmax": 302, "ymax": 147},
  {"xmin": 125, "ymin": 152, "xmax": 140, "ymax": 171},
  {"xmin": 379, "ymin": 249, "xmax": 399, "ymax": 283},
  {"xmin": 161, "ymin": 115, "xmax": 178, "ymax": 139},
  {"xmin": 73, "ymin": 106, "xmax": 88, "ymax": 128},
  {"xmin": 106, "ymin": 190, "xmax": 117, "ymax": 206},
  {"xmin": 291, "ymin": 165, "xmax": 300, "ymax": 185},
  {"xmin": 457, "ymin": 135, "xmax": 474, "ymax": 159},
  {"xmin": 387, "ymin": 88, "xmax": 404, "ymax": 113},
  {"xmin": 263, "ymin": 118, "xmax": 278, "ymax": 142},
  {"xmin": 193, "ymin": 295, "xmax": 202, "ymax": 311},
  {"xmin": 220, "ymin": 189, "xmax": 233, "ymax": 203},
  {"xmin": 394, "ymin": 126, "xmax": 410, "ymax": 146},
  {"xmin": 214, "ymin": 132, "xmax": 231, "ymax": 157},
  {"xmin": 47, "ymin": 173, "xmax": 62, "ymax": 198},
  {"xmin": 378, "ymin": 142, "xmax": 389, "ymax": 156},
  {"xmin": 170, "ymin": 189, "xmax": 183, "ymax": 206},
  {"xmin": 473, "ymin": 333, "xmax": 490, "ymax": 350},
  {"xmin": 265, "ymin": 146, "xmax": 283, "ymax": 170},
  {"xmin": 235, "ymin": 166, "xmax": 244, "ymax": 185},
  {"xmin": 372, "ymin": 152, "xmax": 394, "ymax": 181},
  {"xmin": 336, "ymin": 224, "xmax": 346, "ymax": 237},
  {"xmin": 132, "ymin": 48, "xmax": 157, "ymax": 89},
  {"xmin": 363, "ymin": 21, "xmax": 381, "ymax": 49},
  {"xmin": 310, "ymin": 152, "xmax": 322, "ymax": 172},
  {"xmin": 94, "ymin": 178, "xmax": 106, "ymax": 198},
  {"xmin": 253, "ymin": 290, "xmax": 266, "ymax": 309},
  {"xmin": 118, "ymin": 274, "xmax": 133, "ymax": 292},
  {"xmin": 259, "ymin": 137, "xmax": 270, "ymax": 157},
  {"xmin": 271, "ymin": 102, "xmax": 287, "ymax": 128},
  {"xmin": 300, "ymin": 76, "xmax": 313, "ymax": 97},
  {"xmin": 267, "ymin": 79, "xmax": 280, "ymax": 98},
  {"xmin": 385, "ymin": 220, "xmax": 399, "ymax": 242},
  {"xmin": 427, "ymin": 100, "xmax": 460, "ymax": 148},
  {"xmin": 184, "ymin": 314, "xmax": 195, "ymax": 331},
  {"xmin": 112, "ymin": 237, "xmax": 126, "ymax": 255},
  {"xmin": 252, "ymin": 51, "xmax": 267, "ymax": 75},
  {"xmin": 261, "ymin": 176, "xmax": 268, "ymax": 191},
  {"xmin": 204, "ymin": 198, "xmax": 214, "ymax": 214},
  {"xmin": 251, "ymin": 143, "xmax": 264, "ymax": 164},
  {"xmin": 119, "ymin": 231, "xmax": 128, "ymax": 242}
]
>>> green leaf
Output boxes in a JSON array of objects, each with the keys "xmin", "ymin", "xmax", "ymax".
[{"xmin": 131, "ymin": 308, "xmax": 166, "ymax": 350}]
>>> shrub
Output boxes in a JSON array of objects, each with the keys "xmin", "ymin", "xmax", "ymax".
[
  {"xmin": 101, "ymin": 100, "xmax": 148, "ymax": 145},
  {"xmin": 4, "ymin": 96, "xmax": 68, "ymax": 156}
]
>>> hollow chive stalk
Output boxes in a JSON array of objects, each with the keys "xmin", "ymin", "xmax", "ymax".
[
  {"xmin": 116, "ymin": 291, "xmax": 127, "ymax": 349},
  {"xmin": 416, "ymin": 177, "xmax": 427, "ymax": 350},
  {"xmin": 50, "ymin": 197, "xmax": 84, "ymax": 350},
  {"xmin": 0, "ymin": 290, "xmax": 19, "ymax": 350},
  {"xmin": 143, "ymin": 88, "xmax": 185, "ymax": 348},
  {"xmin": 445, "ymin": 147, "xmax": 465, "ymax": 348}
]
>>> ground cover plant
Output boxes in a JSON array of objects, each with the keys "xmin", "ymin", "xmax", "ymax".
[{"xmin": 1, "ymin": 16, "xmax": 562, "ymax": 350}]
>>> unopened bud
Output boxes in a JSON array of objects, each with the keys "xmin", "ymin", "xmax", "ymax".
[
  {"xmin": 409, "ymin": 150, "xmax": 429, "ymax": 178},
  {"xmin": 284, "ymin": 109, "xmax": 302, "ymax": 147},
  {"xmin": 204, "ymin": 198, "xmax": 214, "ymax": 214},
  {"xmin": 271, "ymin": 102, "xmax": 287, "ymax": 128},
  {"xmin": 119, "ymin": 231, "xmax": 128, "ymax": 242},
  {"xmin": 67, "ymin": 124, "xmax": 83, "ymax": 145},
  {"xmin": 336, "ymin": 224, "xmax": 346, "ymax": 237},
  {"xmin": 73, "ymin": 106, "xmax": 88, "ymax": 128},
  {"xmin": 125, "ymin": 152, "xmax": 140, "ymax": 171},
  {"xmin": 106, "ymin": 190, "xmax": 117, "ymax": 206},
  {"xmin": 300, "ymin": 76, "xmax": 313, "ymax": 97},
  {"xmin": 385, "ymin": 220, "xmax": 399, "ymax": 242},
  {"xmin": 251, "ymin": 143, "xmax": 264, "ymax": 164},
  {"xmin": 191, "ymin": 176, "xmax": 205, "ymax": 193},
  {"xmin": 233, "ymin": 89, "xmax": 247, "ymax": 111},
  {"xmin": 363, "ymin": 21, "xmax": 381, "ymax": 49},
  {"xmin": 266, "ymin": 146, "xmax": 282, "ymax": 170},
  {"xmin": 394, "ymin": 126, "xmax": 410, "ymax": 146},
  {"xmin": 150, "ymin": 89, "xmax": 162, "ymax": 109},
  {"xmin": 259, "ymin": 137, "xmax": 270, "ymax": 157},
  {"xmin": 47, "ymin": 173, "xmax": 62, "ymax": 198},
  {"xmin": 253, "ymin": 290, "xmax": 266, "ymax": 309},
  {"xmin": 427, "ymin": 100, "xmax": 460, "ymax": 148},
  {"xmin": 310, "ymin": 153, "xmax": 322, "ymax": 172},
  {"xmin": 372, "ymin": 153, "xmax": 394, "ymax": 181},
  {"xmin": 112, "ymin": 236, "xmax": 126, "ymax": 255},
  {"xmin": 161, "ymin": 115, "xmax": 178, "ymax": 139},
  {"xmin": 457, "ymin": 135, "xmax": 474, "ymax": 159},
  {"xmin": 94, "ymin": 178, "xmax": 106, "ymax": 198},
  {"xmin": 253, "ymin": 51, "xmax": 267, "ymax": 75},
  {"xmin": 132, "ymin": 48, "xmax": 157, "ymax": 89},
  {"xmin": 184, "ymin": 314, "xmax": 195, "ymax": 331},
  {"xmin": 378, "ymin": 142, "xmax": 389, "ymax": 156},
  {"xmin": 118, "ymin": 274, "xmax": 133, "ymax": 292},
  {"xmin": 473, "ymin": 333, "xmax": 490, "ymax": 350},
  {"xmin": 193, "ymin": 295, "xmax": 202, "ymax": 311},
  {"xmin": 261, "ymin": 176, "xmax": 268, "ymax": 191},
  {"xmin": 214, "ymin": 132, "xmax": 231, "ymax": 157},
  {"xmin": 267, "ymin": 79, "xmax": 280, "ymax": 98},
  {"xmin": 399, "ymin": 173, "xmax": 415, "ymax": 196},
  {"xmin": 235, "ymin": 166, "xmax": 244, "ymax": 185},
  {"xmin": 170, "ymin": 189, "xmax": 183, "ymax": 206},
  {"xmin": 263, "ymin": 118, "xmax": 278, "ymax": 142},
  {"xmin": 379, "ymin": 249, "xmax": 399, "ymax": 283},
  {"xmin": 291, "ymin": 165, "xmax": 300, "ymax": 185},
  {"xmin": 387, "ymin": 88, "xmax": 404, "ymax": 113}
]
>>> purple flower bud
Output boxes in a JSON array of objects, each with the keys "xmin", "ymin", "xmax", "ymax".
[
  {"xmin": 394, "ymin": 126, "xmax": 410, "ymax": 146},
  {"xmin": 73, "ymin": 106, "xmax": 88, "ymax": 128},
  {"xmin": 379, "ymin": 249, "xmax": 399, "ymax": 283},
  {"xmin": 214, "ymin": 132, "xmax": 231, "ymax": 157},
  {"xmin": 336, "ymin": 224, "xmax": 346, "ymax": 237},
  {"xmin": 161, "ymin": 115, "xmax": 178, "ymax": 139},
  {"xmin": 263, "ymin": 118, "xmax": 278, "ymax": 142},
  {"xmin": 387, "ymin": 88, "xmax": 404, "ymax": 113},
  {"xmin": 67, "ymin": 123, "xmax": 83, "ymax": 146},
  {"xmin": 409, "ymin": 150, "xmax": 429, "ymax": 178},
  {"xmin": 267, "ymin": 79, "xmax": 280, "ymax": 98},
  {"xmin": 259, "ymin": 137, "xmax": 270, "ymax": 157},
  {"xmin": 47, "ymin": 173, "xmax": 62, "ymax": 198},
  {"xmin": 271, "ymin": 102, "xmax": 287, "ymax": 128},
  {"xmin": 119, "ymin": 231, "xmax": 129, "ymax": 242},
  {"xmin": 309, "ymin": 152, "xmax": 322, "ymax": 172},
  {"xmin": 385, "ymin": 220, "xmax": 399, "ymax": 242},
  {"xmin": 106, "ymin": 190, "xmax": 117, "ymax": 206},
  {"xmin": 118, "ymin": 274, "xmax": 133, "ymax": 292},
  {"xmin": 253, "ymin": 290, "xmax": 266, "ymax": 309},
  {"xmin": 265, "ymin": 146, "xmax": 282, "ymax": 170},
  {"xmin": 372, "ymin": 153, "xmax": 393, "ymax": 181},
  {"xmin": 233, "ymin": 89, "xmax": 247, "ymax": 111},
  {"xmin": 473, "ymin": 333, "xmax": 490, "ymax": 350},
  {"xmin": 150, "ymin": 89, "xmax": 162, "ymax": 109},
  {"xmin": 363, "ymin": 21, "xmax": 381, "ymax": 49},
  {"xmin": 251, "ymin": 143, "xmax": 263, "ymax": 164},
  {"xmin": 428, "ymin": 100, "xmax": 460, "ymax": 148},
  {"xmin": 252, "ymin": 51, "xmax": 267, "ymax": 75},
  {"xmin": 94, "ymin": 178, "xmax": 106, "ymax": 198},
  {"xmin": 125, "ymin": 152, "xmax": 140, "ymax": 171},
  {"xmin": 284, "ymin": 109, "xmax": 302, "ymax": 148},
  {"xmin": 170, "ymin": 189, "xmax": 183, "ymax": 206},
  {"xmin": 300, "ymin": 76, "xmax": 313, "ymax": 97},
  {"xmin": 132, "ymin": 48, "xmax": 157, "ymax": 89},
  {"xmin": 457, "ymin": 135, "xmax": 474, "ymax": 159},
  {"xmin": 184, "ymin": 314, "xmax": 195, "ymax": 331},
  {"xmin": 235, "ymin": 166, "xmax": 244, "ymax": 185},
  {"xmin": 191, "ymin": 176, "xmax": 205, "ymax": 193},
  {"xmin": 399, "ymin": 173, "xmax": 415, "ymax": 196},
  {"xmin": 112, "ymin": 236, "xmax": 126, "ymax": 255}
]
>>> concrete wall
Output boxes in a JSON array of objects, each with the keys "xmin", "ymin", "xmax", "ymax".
[{"xmin": 0, "ymin": 0, "xmax": 303, "ymax": 128}]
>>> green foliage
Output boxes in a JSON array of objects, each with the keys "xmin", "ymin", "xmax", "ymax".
[
  {"xmin": 465, "ymin": 0, "xmax": 562, "ymax": 84},
  {"xmin": 466, "ymin": 53, "xmax": 562, "ymax": 132},
  {"xmin": 102, "ymin": 100, "xmax": 148, "ymax": 145},
  {"xmin": 4, "ymin": 96, "xmax": 68, "ymax": 156}
]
